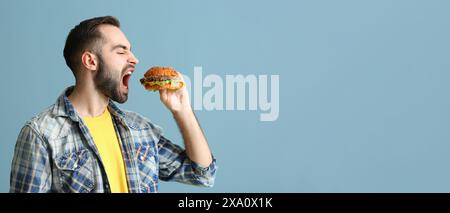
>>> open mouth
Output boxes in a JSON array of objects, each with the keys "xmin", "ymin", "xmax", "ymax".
[{"xmin": 122, "ymin": 70, "xmax": 133, "ymax": 89}]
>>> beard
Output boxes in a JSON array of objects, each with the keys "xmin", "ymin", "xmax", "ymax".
[{"xmin": 94, "ymin": 56, "xmax": 129, "ymax": 103}]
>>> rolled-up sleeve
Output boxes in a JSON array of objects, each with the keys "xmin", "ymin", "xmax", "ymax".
[
  {"xmin": 10, "ymin": 124, "xmax": 52, "ymax": 193},
  {"xmin": 157, "ymin": 136, "xmax": 217, "ymax": 187}
]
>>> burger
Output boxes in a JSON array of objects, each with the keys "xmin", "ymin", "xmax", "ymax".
[{"xmin": 140, "ymin": 67, "xmax": 184, "ymax": 91}]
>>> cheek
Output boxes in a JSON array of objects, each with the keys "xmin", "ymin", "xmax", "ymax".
[
  {"xmin": 109, "ymin": 63, "xmax": 124, "ymax": 75},
  {"xmin": 111, "ymin": 57, "xmax": 127, "ymax": 70},
  {"xmin": 100, "ymin": 55, "xmax": 126, "ymax": 77}
]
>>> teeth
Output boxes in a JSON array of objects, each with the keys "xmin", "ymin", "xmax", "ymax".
[{"xmin": 126, "ymin": 71, "xmax": 132, "ymax": 75}]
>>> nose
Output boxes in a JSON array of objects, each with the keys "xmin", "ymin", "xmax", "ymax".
[{"xmin": 129, "ymin": 51, "xmax": 139, "ymax": 65}]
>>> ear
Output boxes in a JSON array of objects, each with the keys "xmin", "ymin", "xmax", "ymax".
[{"xmin": 81, "ymin": 51, "xmax": 98, "ymax": 71}]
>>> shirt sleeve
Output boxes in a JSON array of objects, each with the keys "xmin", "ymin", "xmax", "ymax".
[
  {"xmin": 157, "ymin": 136, "xmax": 217, "ymax": 187},
  {"xmin": 10, "ymin": 124, "xmax": 52, "ymax": 193}
]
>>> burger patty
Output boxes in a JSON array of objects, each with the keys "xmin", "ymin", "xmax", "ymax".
[{"xmin": 140, "ymin": 75, "xmax": 180, "ymax": 84}]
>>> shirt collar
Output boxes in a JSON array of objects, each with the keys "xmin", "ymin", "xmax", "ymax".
[{"xmin": 51, "ymin": 86, "xmax": 149, "ymax": 129}]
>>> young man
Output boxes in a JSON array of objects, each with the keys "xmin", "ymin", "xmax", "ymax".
[{"xmin": 10, "ymin": 16, "xmax": 216, "ymax": 193}]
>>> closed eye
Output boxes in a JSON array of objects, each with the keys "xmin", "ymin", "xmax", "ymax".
[{"xmin": 112, "ymin": 44, "xmax": 131, "ymax": 54}]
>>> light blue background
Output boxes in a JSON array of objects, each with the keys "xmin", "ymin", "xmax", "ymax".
[{"xmin": 1, "ymin": 0, "xmax": 450, "ymax": 192}]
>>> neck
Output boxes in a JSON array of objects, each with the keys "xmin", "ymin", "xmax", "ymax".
[{"xmin": 68, "ymin": 80, "xmax": 109, "ymax": 118}]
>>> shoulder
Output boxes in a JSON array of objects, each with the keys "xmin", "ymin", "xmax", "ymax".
[{"xmin": 21, "ymin": 104, "xmax": 72, "ymax": 141}]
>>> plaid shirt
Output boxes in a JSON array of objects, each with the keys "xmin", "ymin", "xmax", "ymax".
[{"xmin": 10, "ymin": 87, "xmax": 217, "ymax": 193}]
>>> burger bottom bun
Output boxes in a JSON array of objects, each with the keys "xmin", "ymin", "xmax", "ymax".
[{"xmin": 144, "ymin": 81, "xmax": 184, "ymax": 91}]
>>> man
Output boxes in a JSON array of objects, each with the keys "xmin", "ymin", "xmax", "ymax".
[{"xmin": 10, "ymin": 16, "xmax": 216, "ymax": 193}]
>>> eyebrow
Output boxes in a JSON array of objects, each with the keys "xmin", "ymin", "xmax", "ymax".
[{"xmin": 111, "ymin": 44, "xmax": 131, "ymax": 51}]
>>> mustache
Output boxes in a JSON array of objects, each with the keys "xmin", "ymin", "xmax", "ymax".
[{"xmin": 122, "ymin": 64, "xmax": 135, "ymax": 74}]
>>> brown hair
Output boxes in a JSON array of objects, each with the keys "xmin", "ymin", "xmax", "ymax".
[{"xmin": 63, "ymin": 16, "xmax": 120, "ymax": 76}]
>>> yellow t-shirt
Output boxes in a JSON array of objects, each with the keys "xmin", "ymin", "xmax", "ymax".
[{"xmin": 83, "ymin": 109, "xmax": 129, "ymax": 193}]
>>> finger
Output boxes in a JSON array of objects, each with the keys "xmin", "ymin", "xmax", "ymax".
[
  {"xmin": 177, "ymin": 71, "xmax": 185, "ymax": 81},
  {"xmin": 159, "ymin": 89, "xmax": 166, "ymax": 101}
]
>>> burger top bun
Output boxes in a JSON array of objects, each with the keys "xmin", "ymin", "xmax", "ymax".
[{"xmin": 144, "ymin": 67, "xmax": 179, "ymax": 77}]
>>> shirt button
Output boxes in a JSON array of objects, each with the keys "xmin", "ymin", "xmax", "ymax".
[{"xmin": 139, "ymin": 155, "xmax": 144, "ymax": 161}]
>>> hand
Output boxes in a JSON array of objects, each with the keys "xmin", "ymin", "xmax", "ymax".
[{"xmin": 159, "ymin": 72, "xmax": 191, "ymax": 113}]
